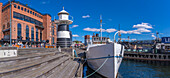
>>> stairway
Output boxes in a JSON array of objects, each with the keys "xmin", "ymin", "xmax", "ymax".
[{"xmin": 0, "ymin": 48, "xmax": 82, "ymax": 78}]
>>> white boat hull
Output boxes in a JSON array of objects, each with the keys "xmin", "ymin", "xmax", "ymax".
[{"xmin": 86, "ymin": 43, "xmax": 124, "ymax": 78}]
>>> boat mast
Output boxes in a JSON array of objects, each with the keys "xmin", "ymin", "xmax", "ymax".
[{"xmin": 100, "ymin": 15, "xmax": 102, "ymax": 43}]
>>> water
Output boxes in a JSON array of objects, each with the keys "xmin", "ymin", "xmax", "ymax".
[
  {"xmin": 119, "ymin": 59, "xmax": 170, "ymax": 78},
  {"xmin": 85, "ymin": 59, "xmax": 170, "ymax": 78}
]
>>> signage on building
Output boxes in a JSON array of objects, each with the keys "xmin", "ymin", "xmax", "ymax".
[{"xmin": 162, "ymin": 37, "xmax": 170, "ymax": 43}]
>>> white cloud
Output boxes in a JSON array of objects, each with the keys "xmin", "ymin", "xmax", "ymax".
[
  {"xmin": 73, "ymin": 35, "xmax": 79, "ymax": 37},
  {"xmin": 105, "ymin": 28, "xmax": 117, "ymax": 33},
  {"xmin": 83, "ymin": 27, "xmax": 102, "ymax": 32},
  {"xmin": 152, "ymin": 34, "xmax": 156, "ymax": 39},
  {"xmin": 82, "ymin": 15, "xmax": 90, "ymax": 18},
  {"xmin": 133, "ymin": 23, "xmax": 153, "ymax": 29},
  {"xmin": 83, "ymin": 27, "xmax": 116, "ymax": 33},
  {"xmin": 120, "ymin": 28, "xmax": 151, "ymax": 35},
  {"xmin": 120, "ymin": 30, "xmax": 128, "ymax": 34},
  {"xmin": 120, "ymin": 30, "xmax": 141, "ymax": 34},
  {"xmin": 71, "ymin": 25, "xmax": 79, "ymax": 28},
  {"xmin": 121, "ymin": 38, "xmax": 137, "ymax": 41},
  {"xmin": 136, "ymin": 28, "xmax": 151, "ymax": 32},
  {"xmin": 42, "ymin": 1, "xmax": 47, "ymax": 4}
]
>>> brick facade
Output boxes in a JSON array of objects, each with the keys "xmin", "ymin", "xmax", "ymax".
[
  {"xmin": 0, "ymin": 1, "xmax": 57, "ymax": 46},
  {"xmin": 0, "ymin": 3, "xmax": 2, "ymax": 39}
]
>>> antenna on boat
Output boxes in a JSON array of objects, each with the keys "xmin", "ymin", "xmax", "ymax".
[
  {"xmin": 100, "ymin": 15, "xmax": 102, "ymax": 44},
  {"xmin": 118, "ymin": 24, "xmax": 121, "ymax": 42}
]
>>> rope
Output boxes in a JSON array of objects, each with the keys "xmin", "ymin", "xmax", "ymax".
[{"xmin": 83, "ymin": 58, "xmax": 108, "ymax": 78}]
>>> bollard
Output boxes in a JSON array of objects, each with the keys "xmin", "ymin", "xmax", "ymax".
[
  {"xmin": 58, "ymin": 46, "xmax": 61, "ymax": 52},
  {"xmin": 72, "ymin": 49, "xmax": 75, "ymax": 59}
]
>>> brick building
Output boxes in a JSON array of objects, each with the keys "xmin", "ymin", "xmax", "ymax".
[
  {"xmin": 84, "ymin": 35, "xmax": 91, "ymax": 46},
  {"xmin": 0, "ymin": 1, "xmax": 57, "ymax": 47}
]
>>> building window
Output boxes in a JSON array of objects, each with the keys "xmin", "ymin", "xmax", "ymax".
[
  {"xmin": 52, "ymin": 27, "xmax": 54, "ymax": 35},
  {"xmin": 18, "ymin": 6, "xmax": 20, "ymax": 9},
  {"xmin": 36, "ymin": 28, "xmax": 38, "ymax": 41},
  {"xmin": 35, "ymin": 13, "xmax": 37, "ymax": 16},
  {"xmin": 24, "ymin": 8, "xmax": 26, "ymax": 11},
  {"xmin": 27, "ymin": 10, "xmax": 29, "ymax": 13},
  {"xmin": 7, "ymin": 22, "xmax": 10, "ymax": 28},
  {"xmin": 33, "ymin": 12, "xmax": 34, "ymax": 15},
  {"xmin": 30, "ymin": 11, "xmax": 32, "ymax": 14},
  {"xmin": 26, "ymin": 25, "xmax": 29, "ymax": 41},
  {"xmin": 25, "ymin": 16, "xmax": 30, "ymax": 22},
  {"xmin": 21, "ymin": 14, "xmax": 24, "ymax": 20},
  {"xmin": 21, "ymin": 7, "xmax": 23, "ymax": 10},
  {"xmin": 17, "ymin": 23, "xmax": 22, "ymax": 39},
  {"xmin": 52, "ymin": 37, "xmax": 54, "ymax": 44},
  {"xmin": 14, "ymin": 4, "xmax": 17, "ymax": 8},
  {"xmin": 40, "ymin": 30, "xmax": 42, "ymax": 41},
  {"xmin": 31, "ymin": 27, "xmax": 34, "ymax": 41},
  {"xmin": 30, "ymin": 18, "xmax": 35, "ymax": 24},
  {"xmin": 13, "ymin": 12, "xmax": 43, "ymax": 27},
  {"xmin": 3, "ymin": 24, "xmax": 5, "ymax": 30}
]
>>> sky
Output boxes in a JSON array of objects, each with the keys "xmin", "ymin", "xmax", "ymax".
[{"xmin": 1, "ymin": 0, "xmax": 170, "ymax": 42}]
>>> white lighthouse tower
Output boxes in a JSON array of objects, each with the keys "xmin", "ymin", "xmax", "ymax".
[{"xmin": 55, "ymin": 7, "xmax": 73, "ymax": 48}]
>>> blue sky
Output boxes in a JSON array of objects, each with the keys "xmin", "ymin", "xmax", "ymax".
[{"xmin": 2, "ymin": 0, "xmax": 170, "ymax": 42}]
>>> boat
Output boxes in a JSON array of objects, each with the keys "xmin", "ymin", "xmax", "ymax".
[{"xmin": 86, "ymin": 16, "xmax": 124, "ymax": 78}]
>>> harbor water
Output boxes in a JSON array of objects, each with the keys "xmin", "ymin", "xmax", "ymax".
[{"xmin": 85, "ymin": 59, "xmax": 170, "ymax": 78}]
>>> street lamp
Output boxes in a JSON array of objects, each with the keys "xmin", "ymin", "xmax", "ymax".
[{"xmin": 9, "ymin": 0, "xmax": 12, "ymax": 46}]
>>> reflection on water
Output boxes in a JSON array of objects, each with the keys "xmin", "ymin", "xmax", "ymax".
[
  {"xmin": 118, "ymin": 59, "xmax": 170, "ymax": 78},
  {"xmin": 85, "ymin": 59, "xmax": 170, "ymax": 78}
]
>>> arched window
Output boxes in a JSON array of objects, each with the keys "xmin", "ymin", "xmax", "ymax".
[
  {"xmin": 3, "ymin": 24, "xmax": 5, "ymax": 30},
  {"xmin": 31, "ymin": 27, "xmax": 34, "ymax": 41},
  {"xmin": 40, "ymin": 30, "xmax": 42, "ymax": 41},
  {"xmin": 26, "ymin": 25, "xmax": 29, "ymax": 41},
  {"xmin": 17, "ymin": 23, "xmax": 22, "ymax": 38},
  {"xmin": 52, "ymin": 26, "xmax": 54, "ymax": 35},
  {"xmin": 36, "ymin": 28, "xmax": 38, "ymax": 41}
]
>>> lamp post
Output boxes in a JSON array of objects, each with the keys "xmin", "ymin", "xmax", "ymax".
[{"xmin": 9, "ymin": 0, "xmax": 12, "ymax": 46}]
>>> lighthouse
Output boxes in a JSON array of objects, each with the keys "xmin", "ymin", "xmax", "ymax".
[{"xmin": 55, "ymin": 7, "xmax": 73, "ymax": 48}]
